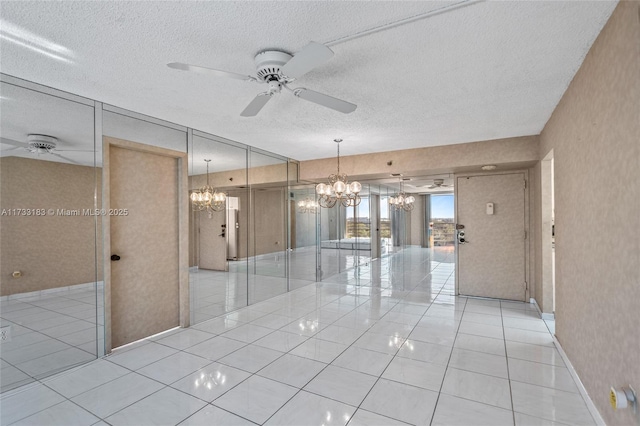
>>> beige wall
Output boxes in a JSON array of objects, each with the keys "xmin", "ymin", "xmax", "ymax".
[
  {"xmin": 538, "ymin": 2, "xmax": 640, "ymax": 424},
  {"xmin": 251, "ymin": 188, "xmax": 287, "ymax": 257},
  {"xmin": 0, "ymin": 157, "xmax": 101, "ymax": 296},
  {"xmin": 300, "ymin": 135, "xmax": 539, "ymax": 181}
]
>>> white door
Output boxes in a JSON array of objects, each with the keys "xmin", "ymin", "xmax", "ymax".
[{"xmin": 456, "ymin": 173, "xmax": 526, "ymax": 301}]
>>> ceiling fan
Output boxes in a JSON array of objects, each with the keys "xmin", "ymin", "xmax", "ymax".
[
  {"xmin": 427, "ymin": 179, "xmax": 452, "ymax": 189},
  {"xmin": 168, "ymin": 41, "xmax": 357, "ymax": 117},
  {"xmin": 0, "ymin": 134, "xmax": 92, "ymax": 164}
]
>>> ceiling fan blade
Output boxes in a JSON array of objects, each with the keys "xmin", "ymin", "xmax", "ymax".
[
  {"xmin": 280, "ymin": 42, "xmax": 334, "ymax": 79},
  {"xmin": 1, "ymin": 146, "xmax": 22, "ymax": 152},
  {"xmin": 240, "ymin": 93, "xmax": 273, "ymax": 117},
  {"xmin": 55, "ymin": 149, "xmax": 94, "ymax": 153},
  {"xmin": 167, "ymin": 62, "xmax": 256, "ymax": 81},
  {"xmin": 0, "ymin": 137, "xmax": 28, "ymax": 148},
  {"xmin": 49, "ymin": 152, "xmax": 81, "ymax": 165},
  {"xmin": 295, "ymin": 88, "xmax": 357, "ymax": 114}
]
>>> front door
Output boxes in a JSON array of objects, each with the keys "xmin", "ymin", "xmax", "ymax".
[
  {"xmin": 457, "ymin": 173, "xmax": 526, "ymax": 301},
  {"xmin": 109, "ymin": 142, "xmax": 180, "ymax": 348}
]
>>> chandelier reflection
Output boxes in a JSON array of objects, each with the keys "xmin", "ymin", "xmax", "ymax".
[
  {"xmin": 389, "ymin": 177, "xmax": 415, "ymax": 211},
  {"xmin": 193, "ymin": 370, "xmax": 226, "ymax": 390},
  {"xmin": 316, "ymin": 139, "xmax": 361, "ymax": 208},
  {"xmin": 297, "ymin": 197, "xmax": 318, "ymax": 214},
  {"xmin": 190, "ymin": 159, "xmax": 226, "ymax": 217}
]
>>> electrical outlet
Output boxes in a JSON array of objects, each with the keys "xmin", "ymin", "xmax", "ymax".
[{"xmin": 1, "ymin": 325, "xmax": 11, "ymax": 343}]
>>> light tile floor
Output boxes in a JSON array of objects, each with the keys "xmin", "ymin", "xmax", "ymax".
[
  {"xmin": 0, "ymin": 285, "xmax": 103, "ymax": 392},
  {"xmin": 1, "ymin": 247, "xmax": 596, "ymax": 425}
]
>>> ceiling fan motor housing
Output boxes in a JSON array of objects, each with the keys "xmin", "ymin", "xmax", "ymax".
[
  {"xmin": 27, "ymin": 134, "xmax": 57, "ymax": 152},
  {"xmin": 254, "ymin": 50, "xmax": 292, "ymax": 82}
]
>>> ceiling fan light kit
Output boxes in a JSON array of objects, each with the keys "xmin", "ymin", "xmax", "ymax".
[{"xmin": 168, "ymin": 41, "xmax": 357, "ymax": 117}]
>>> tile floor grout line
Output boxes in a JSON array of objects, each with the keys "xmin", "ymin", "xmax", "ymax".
[
  {"xmin": 500, "ymin": 300, "xmax": 518, "ymax": 426},
  {"xmin": 427, "ymin": 293, "xmax": 468, "ymax": 426}
]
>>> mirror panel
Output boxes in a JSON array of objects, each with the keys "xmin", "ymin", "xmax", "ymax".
[
  {"xmin": 290, "ymin": 185, "xmax": 317, "ymax": 288},
  {"xmin": 248, "ymin": 150, "xmax": 288, "ymax": 304},
  {"xmin": 0, "ymin": 83, "xmax": 100, "ymax": 391},
  {"xmin": 189, "ymin": 134, "xmax": 248, "ymax": 324}
]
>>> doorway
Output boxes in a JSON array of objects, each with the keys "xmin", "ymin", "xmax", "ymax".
[
  {"xmin": 104, "ymin": 137, "xmax": 188, "ymax": 350},
  {"xmin": 456, "ymin": 173, "xmax": 528, "ymax": 301},
  {"xmin": 541, "ymin": 150, "xmax": 556, "ymax": 315}
]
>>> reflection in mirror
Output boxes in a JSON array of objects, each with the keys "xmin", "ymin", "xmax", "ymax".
[
  {"xmin": 317, "ymin": 186, "xmax": 372, "ymax": 283},
  {"xmin": 289, "ymin": 185, "xmax": 318, "ymax": 287},
  {"xmin": 248, "ymin": 150, "xmax": 288, "ymax": 305},
  {"xmin": 188, "ymin": 134, "xmax": 248, "ymax": 324},
  {"xmin": 0, "ymin": 83, "xmax": 100, "ymax": 391}
]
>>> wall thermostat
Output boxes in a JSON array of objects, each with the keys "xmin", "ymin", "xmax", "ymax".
[{"xmin": 486, "ymin": 203, "xmax": 494, "ymax": 215}]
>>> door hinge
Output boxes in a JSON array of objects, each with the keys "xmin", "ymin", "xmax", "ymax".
[
  {"xmin": 524, "ymin": 230, "xmax": 527, "ymax": 240},
  {"xmin": 523, "ymin": 180, "xmax": 527, "ymax": 189}
]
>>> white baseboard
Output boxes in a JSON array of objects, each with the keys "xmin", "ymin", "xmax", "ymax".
[
  {"xmin": 1, "ymin": 281, "xmax": 104, "ymax": 302},
  {"xmin": 530, "ymin": 297, "xmax": 555, "ymax": 320},
  {"xmin": 552, "ymin": 333, "xmax": 606, "ymax": 426},
  {"xmin": 530, "ymin": 298, "xmax": 605, "ymax": 425}
]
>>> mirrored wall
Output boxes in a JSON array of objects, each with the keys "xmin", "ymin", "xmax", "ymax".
[{"xmin": 0, "ymin": 82, "xmax": 101, "ymax": 391}]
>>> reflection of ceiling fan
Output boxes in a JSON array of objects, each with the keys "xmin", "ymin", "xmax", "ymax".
[
  {"xmin": 427, "ymin": 179, "xmax": 452, "ymax": 189},
  {"xmin": 168, "ymin": 41, "xmax": 357, "ymax": 117},
  {"xmin": 0, "ymin": 134, "xmax": 92, "ymax": 164}
]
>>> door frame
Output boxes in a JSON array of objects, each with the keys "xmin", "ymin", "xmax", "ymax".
[
  {"xmin": 454, "ymin": 170, "xmax": 531, "ymax": 301},
  {"xmin": 102, "ymin": 136, "xmax": 189, "ymax": 353}
]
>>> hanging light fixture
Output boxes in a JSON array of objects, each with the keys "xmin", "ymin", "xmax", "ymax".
[
  {"xmin": 297, "ymin": 197, "xmax": 318, "ymax": 213},
  {"xmin": 389, "ymin": 177, "xmax": 415, "ymax": 211},
  {"xmin": 190, "ymin": 159, "xmax": 226, "ymax": 216},
  {"xmin": 316, "ymin": 139, "xmax": 362, "ymax": 208}
]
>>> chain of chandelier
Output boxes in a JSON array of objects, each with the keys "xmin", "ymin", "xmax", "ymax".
[{"xmin": 190, "ymin": 159, "xmax": 226, "ymax": 215}]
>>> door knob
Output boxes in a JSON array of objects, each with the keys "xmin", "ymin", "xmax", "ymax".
[{"xmin": 110, "ymin": 254, "xmax": 121, "ymax": 261}]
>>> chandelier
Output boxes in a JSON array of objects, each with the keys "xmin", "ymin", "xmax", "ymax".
[
  {"xmin": 315, "ymin": 139, "xmax": 362, "ymax": 208},
  {"xmin": 389, "ymin": 177, "xmax": 415, "ymax": 211},
  {"xmin": 298, "ymin": 197, "xmax": 318, "ymax": 213},
  {"xmin": 190, "ymin": 159, "xmax": 226, "ymax": 216}
]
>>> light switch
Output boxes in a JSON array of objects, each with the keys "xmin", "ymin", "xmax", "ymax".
[{"xmin": 486, "ymin": 203, "xmax": 494, "ymax": 215}]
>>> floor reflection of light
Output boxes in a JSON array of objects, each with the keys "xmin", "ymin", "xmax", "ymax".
[
  {"xmin": 194, "ymin": 370, "xmax": 226, "ymax": 390},
  {"xmin": 389, "ymin": 333, "xmax": 406, "ymax": 350},
  {"xmin": 299, "ymin": 319, "xmax": 319, "ymax": 332}
]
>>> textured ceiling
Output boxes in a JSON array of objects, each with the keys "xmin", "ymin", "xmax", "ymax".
[{"xmin": 0, "ymin": 1, "xmax": 616, "ymax": 162}]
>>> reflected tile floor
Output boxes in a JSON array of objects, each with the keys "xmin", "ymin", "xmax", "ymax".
[
  {"xmin": 0, "ymin": 284, "xmax": 104, "ymax": 393},
  {"xmin": 1, "ymin": 247, "xmax": 597, "ymax": 425}
]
